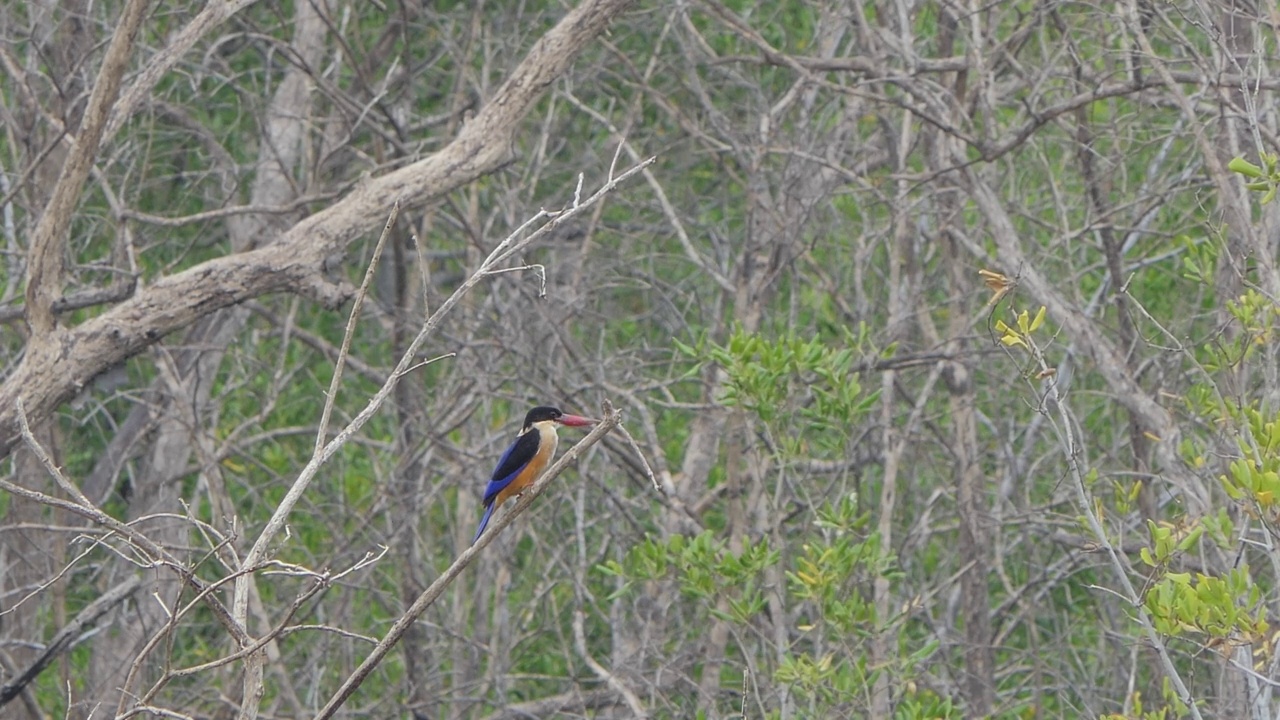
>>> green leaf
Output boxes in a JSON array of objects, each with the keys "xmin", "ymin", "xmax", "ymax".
[
  {"xmin": 1175, "ymin": 526, "xmax": 1204, "ymax": 554},
  {"xmin": 1229, "ymin": 156, "xmax": 1265, "ymax": 178}
]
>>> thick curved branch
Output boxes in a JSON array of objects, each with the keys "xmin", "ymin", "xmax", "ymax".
[{"xmin": 0, "ymin": 0, "xmax": 638, "ymax": 461}]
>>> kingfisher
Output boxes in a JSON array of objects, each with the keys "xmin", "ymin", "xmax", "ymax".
[{"xmin": 472, "ymin": 406, "xmax": 596, "ymax": 544}]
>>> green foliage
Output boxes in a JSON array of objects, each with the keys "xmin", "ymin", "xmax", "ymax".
[
  {"xmin": 894, "ymin": 689, "xmax": 963, "ymax": 720},
  {"xmin": 1215, "ymin": 405, "xmax": 1280, "ymax": 510},
  {"xmin": 601, "ymin": 530, "xmax": 778, "ymax": 625},
  {"xmin": 1143, "ymin": 566, "xmax": 1268, "ymax": 642},
  {"xmin": 789, "ymin": 495, "xmax": 887, "ymax": 635},
  {"xmin": 659, "ymin": 330, "xmax": 953, "ymax": 712},
  {"xmin": 1102, "ymin": 679, "xmax": 1191, "ymax": 720},
  {"xmin": 1139, "ymin": 520, "xmax": 1205, "ymax": 569},
  {"xmin": 677, "ymin": 325, "xmax": 879, "ymax": 458},
  {"xmin": 1229, "ymin": 154, "xmax": 1280, "ymax": 205},
  {"xmin": 1147, "ymin": 354, "xmax": 1280, "ymax": 662},
  {"xmin": 1180, "ymin": 234, "xmax": 1218, "ymax": 285},
  {"xmin": 602, "ymin": 492, "xmax": 934, "ymax": 716},
  {"xmin": 1139, "ymin": 513, "xmax": 1266, "ymax": 646},
  {"xmin": 1197, "ymin": 290, "xmax": 1278, "ymax": 372}
]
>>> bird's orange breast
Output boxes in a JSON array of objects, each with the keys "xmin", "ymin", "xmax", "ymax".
[{"xmin": 493, "ymin": 426, "xmax": 558, "ymax": 506}]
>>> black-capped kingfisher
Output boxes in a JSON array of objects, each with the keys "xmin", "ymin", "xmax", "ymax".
[{"xmin": 472, "ymin": 406, "xmax": 596, "ymax": 544}]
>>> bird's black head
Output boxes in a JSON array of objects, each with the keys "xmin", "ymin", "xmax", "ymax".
[
  {"xmin": 524, "ymin": 406, "xmax": 564, "ymax": 427},
  {"xmin": 523, "ymin": 406, "xmax": 596, "ymax": 429}
]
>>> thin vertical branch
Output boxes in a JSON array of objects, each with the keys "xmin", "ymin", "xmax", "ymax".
[
  {"xmin": 25, "ymin": 0, "xmax": 151, "ymax": 334},
  {"xmin": 1010, "ymin": 329, "xmax": 1204, "ymax": 720},
  {"xmin": 314, "ymin": 202, "xmax": 398, "ymax": 456}
]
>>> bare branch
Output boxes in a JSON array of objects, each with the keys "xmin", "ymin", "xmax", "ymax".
[
  {"xmin": 232, "ymin": 157, "xmax": 651, "ymax": 626},
  {"xmin": 315, "ymin": 203, "xmax": 397, "ymax": 456},
  {"xmin": 311, "ymin": 402, "xmax": 622, "ymax": 720},
  {"xmin": 0, "ymin": 576, "xmax": 141, "ymax": 707},
  {"xmin": 0, "ymin": 0, "xmax": 640, "ymax": 464},
  {"xmin": 24, "ymin": 0, "xmax": 150, "ymax": 334},
  {"xmin": 573, "ymin": 608, "xmax": 648, "ymax": 717},
  {"xmin": 7, "ymin": 400, "xmax": 248, "ymax": 646}
]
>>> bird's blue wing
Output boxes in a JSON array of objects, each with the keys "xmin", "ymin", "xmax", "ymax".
[
  {"xmin": 473, "ymin": 430, "xmax": 541, "ymax": 543},
  {"xmin": 480, "ymin": 430, "xmax": 540, "ymax": 507}
]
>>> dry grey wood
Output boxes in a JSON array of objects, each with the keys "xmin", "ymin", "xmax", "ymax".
[
  {"xmin": 0, "ymin": 0, "xmax": 639, "ymax": 462},
  {"xmin": 23, "ymin": 0, "xmax": 150, "ymax": 335},
  {"xmin": 6, "ymin": 398, "xmax": 252, "ymax": 650},
  {"xmin": 0, "ymin": 575, "xmax": 142, "ymax": 707}
]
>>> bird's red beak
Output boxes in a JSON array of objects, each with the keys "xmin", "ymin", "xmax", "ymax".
[{"xmin": 557, "ymin": 414, "xmax": 596, "ymax": 427}]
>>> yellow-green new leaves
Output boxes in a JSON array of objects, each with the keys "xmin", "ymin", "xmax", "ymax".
[
  {"xmin": 1229, "ymin": 154, "xmax": 1280, "ymax": 205},
  {"xmin": 993, "ymin": 306, "xmax": 1047, "ymax": 351},
  {"xmin": 1180, "ymin": 233, "xmax": 1219, "ymax": 285},
  {"xmin": 1228, "ymin": 156, "xmax": 1266, "ymax": 179},
  {"xmin": 1103, "ymin": 681, "xmax": 1191, "ymax": 720},
  {"xmin": 1217, "ymin": 407, "xmax": 1280, "ymax": 509},
  {"xmin": 1143, "ymin": 566, "xmax": 1268, "ymax": 644},
  {"xmin": 1221, "ymin": 457, "xmax": 1280, "ymax": 507},
  {"xmin": 600, "ymin": 531, "xmax": 778, "ymax": 622},
  {"xmin": 1146, "ymin": 404, "xmax": 1280, "ymax": 649},
  {"xmin": 978, "ymin": 269, "xmax": 1047, "ymax": 354},
  {"xmin": 1199, "ymin": 290, "xmax": 1279, "ymax": 373},
  {"xmin": 993, "ymin": 319, "xmax": 1025, "ymax": 349},
  {"xmin": 1140, "ymin": 520, "xmax": 1204, "ymax": 568},
  {"xmin": 1026, "ymin": 305, "xmax": 1047, "ymax": 333}
]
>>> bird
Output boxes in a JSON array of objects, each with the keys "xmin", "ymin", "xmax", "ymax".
[{"xmin": 472, "ymin": 406, "xmax": 596, "ymax": 544}]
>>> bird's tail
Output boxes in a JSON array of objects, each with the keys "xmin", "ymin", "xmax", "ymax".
[{"xmin": 472, "ymin": 503, "xmax": 496, "ymax": 545}]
